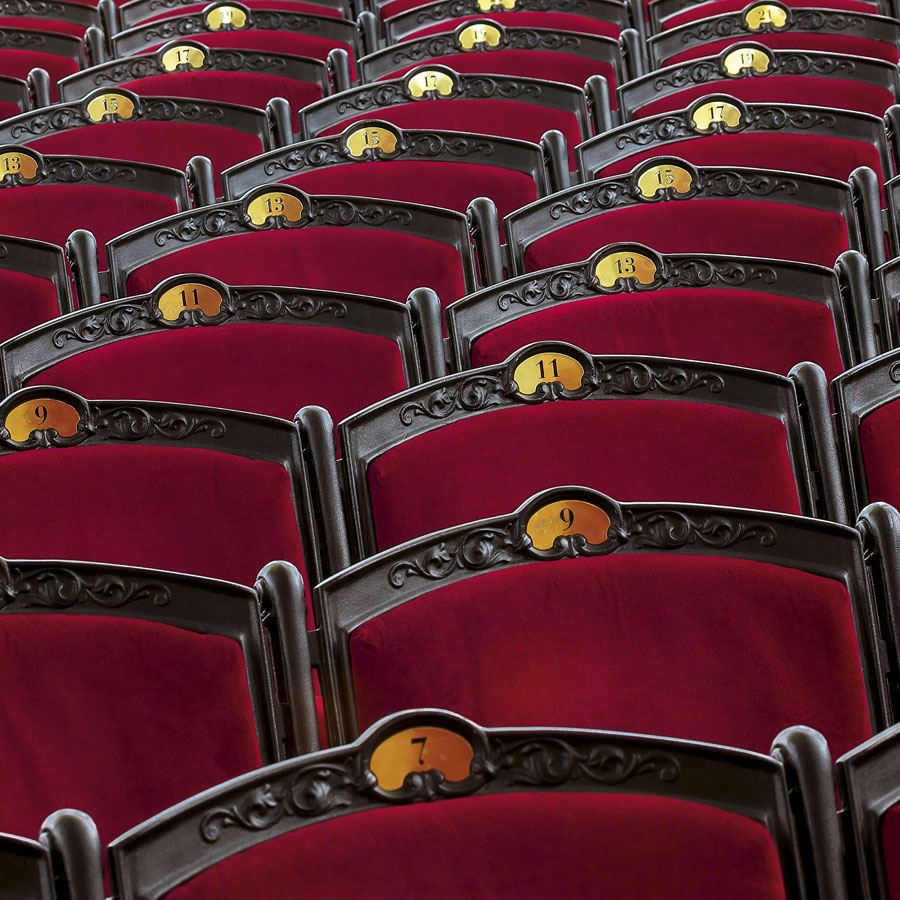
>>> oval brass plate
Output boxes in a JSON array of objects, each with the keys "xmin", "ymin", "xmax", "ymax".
[
  {"xmin": 477, "ymin": 0, "xmax": 515, "ymax": 9},
  {"xmin": 458, "ymin": 22, "xmax": 501, "ymax": 48},
  {"xmin": 594, "ymin": 250, "xmax": 658, "ymax": 287},
  {"xmin": 161, "ymin": 44, "xmax": 206, "ymax": 71},
  {"xmin": 0, "ymin": 150, "xmax": 38, "ymax": 181},
  {"xmin": 723, "ymin": 45, "xmax": 771, "ymax": 74},
  {"xmin": 691, "ymin": 99, "xmax": 742, "ymax": 131},
  {"xmin": 407, "ymin": 69, "xmax": 455, "ymax": 97},
  {"xmin": 513, "ymin": 351, "xmax": 584, "ymax": 394},
  {"xmin": 346, "ymin": 125, "xmax": 398, "ymax": 157},
  {"xmin": 525, "ymin": 499, "xmax": 611, "ymax": 551},
  {"xmin": 5, "ymin": 398, "xmax": 80, "ymax": 442},
  {"xmin": 370, "ymin": 726, "xmax": 474, "ymax": 791},
  {"xmin": 86, "ymin": 93, "xmax": 135, "ymax": 122},
  {"xmin": 744, "ymin": 3, "xmax": 787, "ymax": 29},
  {"xmin": 205, "ymin": 4, "xmax": 247, "ymax": 29},
  {"xmin": 157, "ymin": 281, "xmax": 223, "ymax": 321},
  {"xmin": 636, "ymin": 162, "xmax": 693, "ymax": 198},
  {"xmin": 246, "ymin": 191, "xmax": 303, "ymax": 225}
]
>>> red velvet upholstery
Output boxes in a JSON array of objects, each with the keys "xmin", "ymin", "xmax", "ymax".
[
  {"xmin": 366, "ymin": 399, "xmax": 802, "ymax": 550},
  {"xmin": 0, "ymin": 445, "xmax": 306, "ymax": 585},
  {"xmin": 0, "ymin": 268, "xmax": 64, "ymax": 343},
  {"xmin": 402, "ymin": 13, "xmax": 623, "ymax": 39},
  {"xmin": 592, "ymin": 133, "xmax": 886, "ymax": 186},
  {"xmin": 0, "ymin": 186, "xmax": 178, "ymax": 266},
  {"xmin": 881, "ymin": 803, "xmax": 900, "ymax": 900},
  {"xmin": 0, "ymin": 98, "xmax": 21, "ymax": 120},
  {"xmin": 0, "ymin": 16, "xmax": 87, "ymax": 35},
  {"xmin": 0, "ymin": 49, "xmax": 77, "ymax": 94},
  {"xmin": 119, "ymin": 71, "xmax": 324, "ymax": 113},
  {"xmin": 664, "ymin": 34, "xmax": 899, "ymax": 65},
  {"xmin": 318, "ymin": 101, "xmax": 584, "ymax": 166},
  {"xmin": 374, "ymin": 52, "xmax": 617, "ymax": 99},
  {"xmin": 632, "ymin": 78, "xmax": 895, "ymax": 120},
  {"xmin": 521, "ymin": 201, "xmax": 850, "ymax": 271},
  {"xmin": 0, "ymin": 614, "xmax": 261, "ymax": 845},
  {"xmin": 166, "ymin": 792, "xmax": 789, "ymax": 900},
  {"xmin": 350, "ymin": 554, "xmax": 871, "ymax": 757},
  {"xmin": 25, "ymin": 123, "xmax": 264, "ymax": 192},
  {"xmin": 660, "ymin": 0, "xmax": 879, "ymax": 29},
  {"xmin": 142, "ymin": 0, "xmax": 344, "ymax": 20},
  {"xmin": 858, "ymin": 399, "xmax": 900, "ymax": 508},
  {"xmin": 468, "ymin": 288, "xmax": 845, "ymax": 381},
  {"xmin": 280, "ymin": 160, "xmax": 538, "ymax": 221},
  {"xmin": 28, "ymin": 324, "xmax": 409, "ymax": 422},
  {"xmin": 124, "ymin": 228, "xmax": 469, "ymax": 304}
]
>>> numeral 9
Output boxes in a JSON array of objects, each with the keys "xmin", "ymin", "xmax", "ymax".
[
  {"xmin": 34, "ymin": 405, "xmax": 48, "ymax": 424},
  {"xmin": 559, "ymin": 507, "xmax": 575, "ymax": 530}
]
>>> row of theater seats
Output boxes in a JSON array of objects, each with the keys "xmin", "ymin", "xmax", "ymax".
[{"xmin": 5, "ymin": 0, "xmax": 900, "ymax": 896}]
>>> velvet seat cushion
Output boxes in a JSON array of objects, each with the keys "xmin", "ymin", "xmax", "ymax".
[
  {"xmin": 520, "ymin": 200, "xmax": 850, "ymax": 272},
  {"xmin": 282, "ymin": 160, "xmax": 538, "ymax": 222},
  {"xmin": 318, "ymin": 101, "xmax": 584, "ymax": 168},
  {"xmin": 28, "ymin": 324, "xmax": 409, "ymax": 423},
  {"xmin": 0, "ymin": 268, "xmax": 64, "ymax": 343},
  {"xmin": 0, "ymin": 98, "xmax": 21, "ymax": 120},
  {"xmin": 141, "ymin": 0, "xmax": 344, "ymax": 20},
  {"xmin": 858, "ymin": 399, "xmax": 900, "ymax": 508},
  {"xmin": 659, "ymin": 0, "xmax": 879, "ymax": 29},
  {"xmin": 0, "ymin": 16, "xmax": 87, "ymax": 35},
  {"xmin": 401, "ymin": 13, "xmax": 623, "ymax": 40},
  {"xmin": 367, "ymin": 399, "xmax": 802, "ymax": 551},
  {"xmin": 350, "ymin": 554, "xmax": 871, "ymax": 758},
  {"xmin": 119, "ymin": 71, "xmax": 324, "ymax": 114},
  {"xmin": 0, "ymin": 49, "xmax": 77, "ymax": 97},
  {"xmin": 880, "ymin": 803, "xmax": 900, "ymax": 899},
  {"xmin": 468, "ymin": 288, "xmax": 846, "ymax": 381},
  {"xmin": 0, "ymin": 445, "xmax": 306, "ymax": 586},
  {"xmin": 663, "ymin": 33, "xmax": 899, "ymax": 65},
  {"xmin": 124, "ymin": 228, "xmax": 469, "ymax": 305},
  {"xmin": 632, "ymin": 78, "xmax": 895, "ymax": 120},
  {"xmin": 26, "ymin": 123, "xmax": 264, "ymax": 193},
  {"xmin": 0, "ymin": 614, "xmax": 262, "ymax": 845},
  {"xmin": 591, "ymin": 134, "xmax": 886, "ymax": 187},
  {"xmin": 165, "ymin": 792, "xmax": 789, "ymax": 900},
  {"xmin": 0, "ymin": 186, "xmax": 178, "ymax": 266}
]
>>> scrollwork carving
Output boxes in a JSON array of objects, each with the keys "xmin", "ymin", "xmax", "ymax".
[
  {"xmin": 45, "ymin": 158, "xmax": 139, "ymax": 185},
  {"xmin": 399, "ymin": 374, "xmax": 506, "ymax": 424},
  {"xmin": 613, "ymin": 114, "xmax": 694, "ymax": 148},
  {"xmin": 233, "ymin": 290, "xmax": 347, "ymax": 320},
  {"xmin": 310, "ymin": 199, "xmax": 413, "ymax": 228},
  {"xmin": 335, "ymin": 83, "xmax": 406, "ymax": 114},
  {"xmin": 153, "ymin": 208, "xmax": 242, "ymax": 246},
  {"xmin": 595, "ymin": 360, "xmax": 725, "ymax": 395},
  {"xmin": 701, "ymin": 170, "xmax": 798, "ymax": 197},
  {"xmin": 94, "ymin": 407, "xmax": 227, "ymax": 440},
  {"xmin": 547, "ymin": 181, "xmax": 630, "ymax": 218},
  {"xmin": 667, "ymin": 258, "xmax": 777, "ymax": 287},
  {"xmin": 496, "ymin": 268, "xmax": 590, "ymax": 309},
  {"xmin": 623, "ymin": 509, "xmax": 777, "ymax": 549}
]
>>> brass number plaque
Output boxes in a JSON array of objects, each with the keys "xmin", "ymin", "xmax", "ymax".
[
  {"xmin": 513, "ymin": 351, "xmax": 584, "ymax": 395},
  {"xmin": 407, "ymin": 69, "xmax": 455, "ymax": 97},
  {"xmin": 205, "ymin": 4, "xmax": 247, "ymax": 29},
  {"xmin": 161, "ymin": 44, "xmax": 206, "ymax": 71},
  {"xmin": 594, "ymin": 250, "xmax": 658, "ymax": 287},
  {"xmin": 4, "ymin": 398, "xmax": 80, "ymax": 442},
  {"xmin": 525, "ymin": 499, "xmax": 611, "ymax": 551},
  {"xmin": 477, "ymin": 0, "xmax": 515, "ymax": 9},
  {"xmin": 246, "ymin": 191, "xmax": 303, "ymax": 225},
  {"xmin": 636, "ymin": 162, "xmax": 692, "ymax": 199},
  {"xmin": 458, "ymin": 22, "xmax": 501, "ymax": 48},
  {"xmin": 346, "ymin": 125, "xmax": 398, "ymax": 157},
  {"xmin": 723, "ymin": 45, "xmax": 771, "ymax": 74},
  {"xmin": 86, "ymin": 93, "xmax": 135, "ymax": 122},
  {"xmin": 157, "ymin": 281, "xmax": 223, "ymax": 321},
  {"xmin": 744, "ymin": 3, "xmax": 787, "ymax": 29},
  {"xmin": 0, "ymin": 150, "xmax": 38, "ymax": 181},
  {"xmin": 369, "ymin": 727, "xmax": 474, "ymax": 791},
  {"xmin": 691, "ymin": 99, "xmax": 742, "ymax": 131}
]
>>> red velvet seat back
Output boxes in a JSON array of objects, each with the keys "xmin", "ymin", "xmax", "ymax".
[
  {"xmin": 403, "ymin": 12, "xmax": 623, "ymax": 39},
  {"xmin": 164, "ymin": 792, "xmax": 790, "ymax": 900},
  {"xmin": 857, "ymin": 399, "xmax": 900, "ymax": 508},
  {"xmin": 0, "ymin": 614, "xmax": 262, "ymax": 845},
  {"xmin": 521, "ymin": 200, "xmax": 850, "ymax": 272},
  {"xmin": 663, "ymin": 34, "xmax": 899, "ymax": 65},
  {"xmin": 28, "ymin": 324, "xmax": 409, "ymax": 422},
  {"xmin": 0, "ymin": 185, "xmax": 178, "ymax": 266},
  {"xmin": 881, "ymin": 803, "xmax": 900, "ymax": 899},
  {"xmin": 0, "ymin": 98, "xmax": 21, "ymax": 120},
  {"xmin": 366, "ymin": 400, "xmax": 802, "ymax": 551},
  {"xmin": 467, "ymin": 288, "xmax": 845, "ymax": 381},
  {"xmin": 349, "ymin": 554, "xmax": 871, "ymax": 757},
  {"xmin": 0, "ymin": 16, "xmax": 87, "ymax": 35},
  {"xmin": 24, "ymin": 123, "xmax": 264, "ymax": 189},
  {"xmin": 591, "ymin": 133, "xmax": 885, "ymax": 185},
  {"xmin": 0, "ymin": 268, "xmax": 64, "ymax": 343},
  {"xmin": 0, "ymin": 49, "xmax": 77, "ymax": 87},
  {"xmin": 659, "ymin": 0, "xmax": 880, "ymax": 29},
  {"xmin": 278, "ymin": 160, "xmax": 538, "ymax": 221},
  {"xmin": 118, "ymin": 71, "xmax": 324, "ymax": 114},
  {"xmin": 318, "ymin": 101, "xmax": 584, "ymax": 166},
  {"xmin": 124, "ymin": 228, "xmax": 469, "ymax": 303},
  {"xmin": 0, "ymin": 445, "xmax": 306, "ymax": 585}
]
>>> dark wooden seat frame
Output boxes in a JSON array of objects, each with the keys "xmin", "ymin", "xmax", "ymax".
[
  {"xmin": 116, "ymin": 0, "xmax": 354, "ymax": 30},
  {"xmin": 0, "ymin": 233, "xmax": 76, "ymax": 326}
]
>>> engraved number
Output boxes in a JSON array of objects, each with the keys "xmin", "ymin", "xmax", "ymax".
[
  {"xmin": 656, "ymin": 168, "xmax": 674, "ymax": 186},
  {"xmin": 411, "ymin": 736, "xmax": 427, "ymax": 764},
  {"xmin": 741, "ymin": 50, "xmax": 755, "ymax": 65},
  {"xmin": 364, "ymin": 130, "xmax": 380, "ymax": 145},
  {"xmin": 180, "ymin": 288, "xmax": 200, "ymax": 307},
  {"xmin": 616, "ymin": 256, "xmax": 636, "ymax": 275},
  {"xmin": 265, "ymin": 196, "xmax": 285, "ymax": 213},
  {"xmin": 559, "ymin": 507, "xmax": 575, "ymax": 529},
  {"xmin": 103, "ymin": 97, "xmax": 119, "ymax": 113},
  {"xmin": 711, "ymin": 104, "xmax": 725, "ymax": 121},
  {"xmin": 219, "ymin": 5, "xmax": 232, "ymax": 21},
  {"xmin": 175, "ymin": 47, "xmax": 191, "ymax": 63},
  {"xmin": 34, "ymin": 404, "xmax": 48, "ymax": 424},
  {"xmin": 536, "ymin": 358, "xmax": 559, "ymax": 379},
  {"xmin": 3, "ymin": 155, "xmax": 19, "ymax": 172}
]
